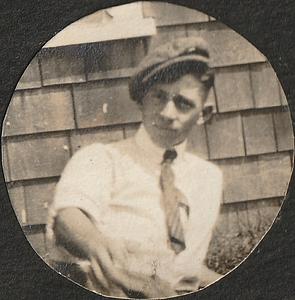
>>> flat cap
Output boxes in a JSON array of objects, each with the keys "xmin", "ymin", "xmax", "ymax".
[{"xmin": 129, "ymin": 36, "xmax": 214, "ymax": 103}]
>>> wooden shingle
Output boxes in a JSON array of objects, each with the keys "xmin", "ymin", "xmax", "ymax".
[
  {"xmin": 73, "ymin": 81, "xmax": 142, "ymax": 129},
  {"xmin": 88, "ymin": 68, "xmax": 135, "ymax": 82},
  {"xmin": 280, "ymin": 84, "xmax": 288, "ymax": 106},
  {"xmin": 3, "ymin": 92, "xmax": 22, "ymax": 137},
  {"xmin": 250, "ymin": 63, "xmax": 281, "ymax": 108},
  {"xmin": 206, "ymin": 113, "xmax": 245, "ymax": 159},
  {"xmin": 123, "ymin": 123, "xmax": 141, "ymax": 138},
  {"xmin": 214, "ymin": 65, "xmax": 254, "ymax": 113},
  {"xmin": 142, "ymin": 2, "xmax": 209, "ymax": 26},
  {"xmin": 4, "ymin": 87, "xmax": 75, "ymax": 136},
  {"xmin": 24, "ymin": 181, "xmax": 57, "ymax": 225},
  {"xmin": 214, "ymin": 200, "xmax": 277, "ymax": 241},
  {"xmin": 2, "ymin": 142, "xmax": 10, "ymax": 182},
  {"xmin": 258, "ymin": 153, "xmax": 292, "ymax": 199},
  {"xmin": 26, "ymin": 231, "xmax": 46, "ymax": 258},
  {"xmin": 8, "ymin": 135, "xmax": 70, "ymax": 181},
  {"xmin": 242, "ymin": 111, "xmax": 276, "ymax": 155},
  {"xmin": 273, "ymin": 110, "xmax": 294, "ymax": 151},
  {"xmin": 217, "ymin": 157, "xmax": 260, "ymax": 203},
  {"xmin": 15, "ymin": 57, "xmax": 42, "ymax": 90},
  {"xmin": 217, "ymin": 153, "xmax": 292, "ymax": 203},
  {"xmin": 40, "ymin": 48, "xmax": 86, "ymax": 86},
  {"xmin": 187, "ymin": 22, "xmax": 266, "ymax": 67},
  {"xmin": 8, "ymin": 184, "xmax": 27, "ymax": 226},
  {"xmin": 186, "ymin": 124, "xmax": 209, "ymax": 159},
  {"xmin": 86, "ymin": 39, "xmax": 146, "ymax": 81},
  {"xmin": 70, "ymin": 127, "xmax": 124, "ymax": 153}
]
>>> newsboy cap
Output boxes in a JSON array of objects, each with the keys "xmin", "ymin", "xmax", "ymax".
[{"xmin": 129, "ymin": 36, "xmax": 214, "ymax": 104}]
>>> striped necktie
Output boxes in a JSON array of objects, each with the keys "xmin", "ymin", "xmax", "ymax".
[{"xmin": 160, "ymin": 149, "xmax": 189, "ymax": 254}]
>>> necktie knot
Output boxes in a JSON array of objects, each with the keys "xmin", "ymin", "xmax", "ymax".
[{"xmin": 162, "ymin": 149, "xmax": 177, "ymax": 163}]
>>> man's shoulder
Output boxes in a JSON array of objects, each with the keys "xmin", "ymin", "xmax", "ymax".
[
  {"xmin": 73, "ymin": 142, "xmax": 110, "ymax": 158},
  {"xmin": 184, "ymin": 152, "xmax": 222, "ymax": 179},
  {"xmin": 72, "ymin": 138, "xmax": 135, "ymax": 161}
]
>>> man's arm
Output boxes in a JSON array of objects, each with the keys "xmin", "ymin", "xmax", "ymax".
[
  {"xmin": 53, "ymin": 207, "xmax": 112, "ymax": 291},
  {"xmin": 54, "ymin": 207, "xmax": 128, "ymax": 291},
  {"xmin": 53, "ymin": 207, "xmax": 175, "ymax": 297},
  {"xmin": 198, "ymin": 165, "xmax": 223, "ymax": 287},
  {"xmin": 54, "ymin": 207, "xmax": 105, "ymax": 259}
]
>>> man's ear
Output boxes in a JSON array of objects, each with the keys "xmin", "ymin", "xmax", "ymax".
[{"xmin": 197, "ymin": 104, "xmax": 213, "ymax": 125}]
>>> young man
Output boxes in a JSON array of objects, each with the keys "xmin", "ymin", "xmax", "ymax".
[{"xmin": 47, "ymin": 37, "xmax": 223, "ymax": 298}]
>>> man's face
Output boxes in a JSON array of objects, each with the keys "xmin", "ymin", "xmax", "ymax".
[{"xmin": 140, "ymin": 73, "xmax": 207, "ymax": 149}]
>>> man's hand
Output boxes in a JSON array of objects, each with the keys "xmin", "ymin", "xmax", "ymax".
[
  {"xmin": 87, "ymin": 236, "xmax": 129, "ymax": 295},
  {"xmin": 54, "ymin": 207, "xmax": 175, "ymax": 297},
  {"xmin": 88, "ymin": 239, "xmax": 175, "ymax": 298},
  {"xmin": 54, "ymin": 207, "xmax": 129, "ymax": 295}
]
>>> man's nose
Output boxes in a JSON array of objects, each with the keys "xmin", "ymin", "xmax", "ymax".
[{"xmin": 160, "ymin": 100, "xmax": 178, "ymax": 120}]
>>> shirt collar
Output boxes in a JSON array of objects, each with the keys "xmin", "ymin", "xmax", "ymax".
[{"xmin": 134, "ymin": 124, "xmax": 187, "ymax": 165}]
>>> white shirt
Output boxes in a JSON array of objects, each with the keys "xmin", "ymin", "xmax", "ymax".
[{"xmin": 47, "ymin": 124, "xmax": 223, "ymax": 293}]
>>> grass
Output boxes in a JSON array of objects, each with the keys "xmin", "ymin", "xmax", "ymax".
[{"xmin": 206, "ymin": 225, "xmax": 270, "ymax": 275}]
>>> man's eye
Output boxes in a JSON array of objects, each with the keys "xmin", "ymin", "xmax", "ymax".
[
  {"xmin": 153, "ymin": 90, "xmax": 167, "ymax": 101},
  {"xmin": 175, "ymin": 97, "xmax": 194, "ymax": 111}
]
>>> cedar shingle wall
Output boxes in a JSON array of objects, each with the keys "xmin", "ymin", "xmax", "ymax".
[{"xmin": 2, "ymin": 3, "xmax": 293, "ymax": 261}]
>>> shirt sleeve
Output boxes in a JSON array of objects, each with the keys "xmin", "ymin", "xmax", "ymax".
[
  {"xmin": 52, "ymin": 143, "xmax": 113, "ymax": 219},
  {"xmin": 186, "ymin": 163, "xmax": 223, "ymax": 274},
  {"xmin": 173, "ymin": 163, "xmax": 223, "ymax": 287},
  {"xmin": 46, "ymin": 143, "xmax": 113, "ymax": 261},
  {"xmin": 197, "ymin": 164, "xmax": 223, "ymax": 266}
]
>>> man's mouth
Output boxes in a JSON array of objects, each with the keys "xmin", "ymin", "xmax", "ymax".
[{"xmin": 154, "ymin": 124, "xmax": 178, "ymax": 133}]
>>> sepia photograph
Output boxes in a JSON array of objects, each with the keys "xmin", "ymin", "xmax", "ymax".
[{"xmin": 1, "ymin": 2, "xmax": 293, "ymax": 298}]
